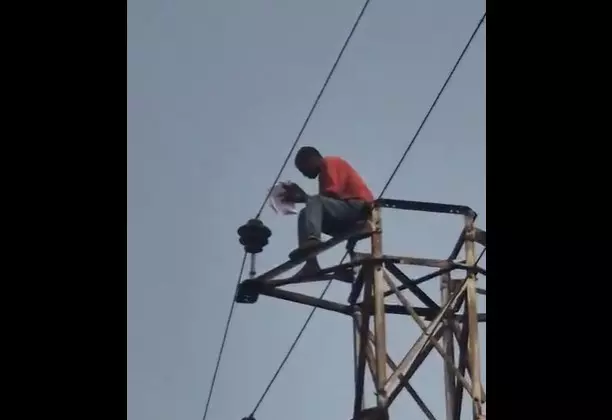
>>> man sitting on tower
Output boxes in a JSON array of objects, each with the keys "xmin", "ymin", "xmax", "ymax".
[{"xmin": 281, "ymin": 146, "xmax": 374, "ymax": 279}]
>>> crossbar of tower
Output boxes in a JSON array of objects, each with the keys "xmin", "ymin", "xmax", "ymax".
[{"xmin": 236, "ymin": 198, "xmax": 486, "ymax": 420}]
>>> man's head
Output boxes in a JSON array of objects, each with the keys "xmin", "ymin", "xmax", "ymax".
[{"xmin": 294, "ymin": 146, "xmax": 323, "ymax": 179}]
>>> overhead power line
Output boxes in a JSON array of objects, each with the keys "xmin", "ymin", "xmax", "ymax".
[
  {"xmin": 201, "ymin": 253, "xmax": 248, "ymax": 420},
  {"xmin": 248, "ymin": 280, "xmax": 335, "ymax": 417},
  {"xmin": 201, "ymin": 1, "xmax": 374, "ymax": 419},
  {"xmin": 379, "ymin": 12, "xmax": 486, "ymax": 197},
  {"xmin": 254, "ymin": 0, "xmax": 375, "ymax": 220},
  {"xmin": 245, "ymin": 11, "xmax": 486, "ymax": 418}
]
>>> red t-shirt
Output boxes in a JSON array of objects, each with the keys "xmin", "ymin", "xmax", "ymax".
[{"xmin": 319, "ymin": 156, "xmax": 374, "ymax": 202}]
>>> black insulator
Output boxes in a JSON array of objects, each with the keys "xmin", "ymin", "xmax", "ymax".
[{"xmin": 237, "ymin": 219, "xmax": 271, "ymax": 254}]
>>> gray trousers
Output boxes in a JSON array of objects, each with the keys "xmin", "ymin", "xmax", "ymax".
[{"xmin": 298, "ymin": 195, "xmax": 368, "ymax": 245}]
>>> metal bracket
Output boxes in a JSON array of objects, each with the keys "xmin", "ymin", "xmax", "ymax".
[{"xmin": 376, "ymin": 198, "xmax": 477, "ymax": 219}]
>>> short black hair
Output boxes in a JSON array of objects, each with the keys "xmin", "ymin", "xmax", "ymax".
[{"xmin": 294, "ymin": 146, "xmax": 321, "ymax": 166}]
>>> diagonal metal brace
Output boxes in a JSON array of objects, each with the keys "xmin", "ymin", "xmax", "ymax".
[
  {"xmin": 384, "ymin": 277, "xmax": 469, "ymax": 398},
  {"xmin": 385, "ymin": 263, "xmax": 441, "ymax": 311},
  {"xmin": 247, "ymin": 226, "xmax": 373, "ymax": 284}
]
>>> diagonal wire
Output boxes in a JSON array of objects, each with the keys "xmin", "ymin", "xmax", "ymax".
[
  {"xmin": 201, "ymin": 252, "xmax": 247, "ymax": 420},
  {"xmin": 379, "ymin": 12, "xmax": 486, "ymax": 197},
  {"xmin": 201, "ymin": 2, "xmax": 374, "ymax": 418},
  {"xmin": 246, "ymin": 12, "xmax": 485, "ymax": 417},
  {"xmin": 248, "ymin": 275, "xmax": 337, "ymax": 416},
  {"xmin": 254, "ymin": 0, "xmax": 374, "ymax": 220}
]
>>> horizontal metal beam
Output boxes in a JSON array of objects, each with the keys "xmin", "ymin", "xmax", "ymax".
[
  {"xmin": 353, "ymin": 252, "xmax": 451, "ymax": 269},
  {"xmin": 376, "ymin": 198, "xmax": 476, "ymax": 218},
  {"xmin": 265, "ymin": 259, "xmax": 373, "ymax": 287},
  {"xmin": 265, "ymin": 274, "xmax": 335, "ymax": 288},
  {"xmin": 451, "ymin": 262, "xmax": 486, "ymax": 276},
  {"xmin": 382, "ymin": 305, "xmax": 438, "ymax": 316},
  {"xmin": 258, "ymin": 286, "xmax": 352, "ymax": 315},
  {"xmin": 382, "ymin": 305, "xmax": 486, "ymax": 322}
]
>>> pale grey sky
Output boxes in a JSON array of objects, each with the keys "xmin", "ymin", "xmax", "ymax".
[{"xmin": 128, "ymin": 1, "xmax": 486, "ymax": 419}]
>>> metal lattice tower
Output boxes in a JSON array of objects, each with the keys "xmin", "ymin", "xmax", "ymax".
[{"xmin": 236, "ymin": 198, "xmax": 486, "ymax": 420}]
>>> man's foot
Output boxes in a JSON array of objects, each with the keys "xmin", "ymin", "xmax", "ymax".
[{"xmin": 288, "ymin": 237, "xmax": 322, "ymax": 260}]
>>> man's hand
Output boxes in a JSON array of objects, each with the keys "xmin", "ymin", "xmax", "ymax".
[{"xmin": 280, "ymin": 182, "xmax": 307, "ymax": 203}]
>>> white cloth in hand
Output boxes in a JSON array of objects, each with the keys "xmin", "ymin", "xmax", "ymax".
[{"xmin": 268, "ymin": 182, "xmax": 297, "ymax": 215}]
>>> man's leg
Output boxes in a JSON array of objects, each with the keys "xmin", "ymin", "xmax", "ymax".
[
  {"xmin": 292, "ymin": 195, "xmax": 367, "ymax": 277},
  {"xmin": 294, "ymin": 205, "xmax": 324, "ymax": 276},
  {"xmin": 298, "ymin": 195, "xmax": 366, "ymax": 247}
]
